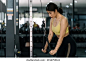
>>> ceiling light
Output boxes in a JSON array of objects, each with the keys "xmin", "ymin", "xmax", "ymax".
[
  {"xmin": 50, "ymin": 0, "xmax": 53, "ymax": 2},
  {"xmin": 66, "ymin": 5, "xmax": 69, "ymax": 8},
  {"xmin": 70, "ymin": 3, "xmax": 72, "ymax": 6},
  {"xmin": 75, "ymin": 0, "xmax": 77, "ymax": 3}
]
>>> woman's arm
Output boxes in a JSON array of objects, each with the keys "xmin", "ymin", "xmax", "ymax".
[
  {"xmin": 48, "ymin": 18, "xmax": 54, "ymax": 43},
  {"xmin": 54, "ymin": 17, "xmax": 68, "ymax": 51},
  {"xmin": 44, "ymin": 18, "xmax": 54, "ymax": 50}
]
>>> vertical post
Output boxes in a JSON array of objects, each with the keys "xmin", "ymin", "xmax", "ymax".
[
  {"xmin": 29, "ymin": 0, "xmax": 33, "ymax": 57},
  {"xmin": 0, "ymin": 0, "xmax": 3, "ymax": 57},
  {"xmin": 72, "ymin": 0, "xmax": 75, "ymax": 28},
  {"xmin": 15, "ymin": 0, "xmax": 20, "ymax": 51},
  {"xmin": 6, "ymin": 0, "xmax": 14, "ymax": 57},
  {"xmin": 60, "ymin": 3, "xmax": 62, "ymax": 8}
]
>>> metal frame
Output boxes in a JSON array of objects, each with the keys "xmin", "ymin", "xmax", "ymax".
[
  {"xmin": 6, "ymin": 0, "xmax": 14, "ymax": 57},
  {"xmin": 29, "ymin": 0, "xmax": 33, "ymax": 57}
]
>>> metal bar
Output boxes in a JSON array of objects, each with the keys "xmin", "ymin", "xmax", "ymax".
[
  {"xmin": 29, "ymin": 0, "xmax": 33, "ymax": 57},
  {"xmin": 15, "ymin": 0, "xmax": 20, "ymax": 51},
  {"xmin": 72, "ymin": 0, "xmax": 75, "ymax": 28}
]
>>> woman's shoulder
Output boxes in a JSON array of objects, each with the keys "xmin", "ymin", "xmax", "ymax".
[
  {"xmin": 61, "ymin": 16, "xmax": 68, "ymax": 22},
  {"xmin": 62, "ymin": 15, "xmax": 68, "ymax": 20}
]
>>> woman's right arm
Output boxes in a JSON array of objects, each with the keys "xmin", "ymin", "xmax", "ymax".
[
  {"xmin": 44, "ymin": 18, "xmax": 54, "ymax": 50},
  {"xmin": 48, "ymin": 18, "xmax": 54, "ymax": 43}
]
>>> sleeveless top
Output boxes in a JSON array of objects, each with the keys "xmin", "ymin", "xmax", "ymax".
[{"xmin": 52, "ymin": 18, "xmax": 69, "ymax": 35}]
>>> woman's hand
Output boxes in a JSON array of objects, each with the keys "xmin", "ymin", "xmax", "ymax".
[
  {"xmin": 49, "ymin": 49, "xmax": 57, "ymax": 55},
  {"xmin": 41, "ymin": 48, "xmax": 47, "ymax": 53}
]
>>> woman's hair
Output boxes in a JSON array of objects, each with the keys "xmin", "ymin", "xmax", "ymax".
[{"xmin": 46, "ymin": 2, "xmax": 63, "ymax": 14}]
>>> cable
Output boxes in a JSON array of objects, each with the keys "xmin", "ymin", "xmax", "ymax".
[
  {"xmin": 40, "ymin": 0, "xmax": 45, "ymax": 49},
  {"xmin": 40, "ymin": 0, "xmax": 56, "ymax": 57},
  {"xmin": 40, "ymin": 0, "xmax": 44, "ymax": 19}
]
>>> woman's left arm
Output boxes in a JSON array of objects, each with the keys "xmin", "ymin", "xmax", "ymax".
[{"xmin": 54, "ymin": 18, "xmax": 68, "ymax": 51}]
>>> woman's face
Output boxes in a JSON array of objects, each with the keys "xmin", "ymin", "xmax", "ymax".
[{"xmin": 47, "ymin": 10, "xmax": 57, "ymax": 18}]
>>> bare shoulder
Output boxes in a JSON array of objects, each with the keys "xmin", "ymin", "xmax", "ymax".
[{"xmin": 61, "ymin": 16, "xmax": 68, "ymax": 23}]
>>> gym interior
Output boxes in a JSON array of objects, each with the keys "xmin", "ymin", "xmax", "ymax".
[{"xmin": 0, "ymin": 0, "xmax": 86, "ymax": 57}]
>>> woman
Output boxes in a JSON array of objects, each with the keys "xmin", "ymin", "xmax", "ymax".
[{"xmin": 41, "ymin": 2, "xmax": 76, "ymax": 57}]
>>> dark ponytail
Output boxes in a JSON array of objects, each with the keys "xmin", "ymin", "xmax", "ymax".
[
  {"xmin": 58, "ymin": 8, "xmax": 63, "ymax": 14},
  {"xmin": 46, "ymin": 2, "xmax": 63, "ymax": 14}
]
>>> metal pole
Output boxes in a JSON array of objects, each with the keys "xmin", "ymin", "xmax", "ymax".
[
  {"xmin": 29, "ymin": 0, "xmax": 33, "ymax": 57},
  {"xmin": 0, "ymin": 0, "xmax": 3, "ymax": 57},
  {"xmin": 60, "ymin": 3, "xmax": 62, "ymax": 8},
  {"xmin": 6, "ymin": 0, "xmax": 14, "ymax": 57},
  {"xmin": 72, "ymin": 0, "xmax": 75, "ymax": 28}
]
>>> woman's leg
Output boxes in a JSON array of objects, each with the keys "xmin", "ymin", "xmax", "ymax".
[
  {"xmin": 64, "ymin": 35, "xmax": 77, "ymax": 57},
  {"xmin": 56, "ymin": 35, "xmax": 76, "ymax": 57},
  {"xmin": 55, "ymin": 41, "xmax": 67, "ymax": 57}
]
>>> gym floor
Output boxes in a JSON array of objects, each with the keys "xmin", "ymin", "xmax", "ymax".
[
  {"xmin": 0, "ymin": 48, "xmax": 86, "ymax": 58},
  {"xmin": 0, "ymin": 47, "xmax": 86, "ymax": 57},
  {"xmin": 33, "ymin": 47, "xmax": 86, "ymax": 57}
]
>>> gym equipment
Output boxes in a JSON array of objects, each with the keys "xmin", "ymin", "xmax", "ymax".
[
  {"xmin": 36, "ymin": 36, "xmax": 40, "ymax": 43},
  {"xmin": 0, "ymin": 1, "xmax": 6, "ymax": 57},
  {"xmin": 19, "ymin": 36, "xmax": 30, "ymax": 57},
  {"xmin": 42, "ymin": 36, "xmax": 57, "ymax": 57},
  {"xmin": 46, "ymin": 28, "xmax": 49, "ymax": 34},
  {"xmin": 33, "ymin": 36, "xmax": 37, "ymax": 43},
  {"xmin": 76, "ymin": 37, "xmax": 80, "ymax": 42},
  {"xmin": 40, "ymin": 36, "xmax": 43, "ymax": 43},
  {"xmin": 40, "ymin": 28, "xmax": 44, "ymax": 34}
]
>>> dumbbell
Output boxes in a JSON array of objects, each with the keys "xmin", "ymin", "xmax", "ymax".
[
  {"xmin": 81, "ymin": 30, "xmax": 86, "ymax": 34},
  {"xmin": 75, "ymin": 29, "xmax": 78, "ymax": 34},
  {"xmin": 40, "ymin": 28, "xmax": 44, "ymax": 34},
  {"xmin": 28, "ymin": 28, "xmax": 30, "ymax": 34},
  {"xmin": 2, "ymin": 28, "xmax": 6, "ymax": 34},
  {"xmin": 81, "ymin": 37, "xmax": 85, "ymax": 42},
  {"xmin": 36, "ymin": 36, "xmax": 40, "ymax": 43},
  {"xmin": 25, "ymin": 28, "xmax": 28, "ymax": 34},
  {"xmin": 19, "ymin": 29, "xmax": 22, "ymax": 34},
  {"xmin": 33, "ymin": 28, "xmax": 35, "ymax": 34},
  {"xmin": 22, "ymin": 27, "xmax": 25, "ymax": 34},
  {"xmin": 33, "ymin": 36, "xmax": 37, "ymax": 43},
  {"xmin": 81, "ymin": 30, "xmax": 83, "ymax": 34},
  {"xmin": 85, "ymin": 30, "xmax": 86, "ymax": 34},
  {"xmin": 84, "ymin": 38, "xmax": 86, "ymax": 42},
  {"xmin": 0, "ymin": 30, "xmax": 1, "ymax": 34},
  {"xmin": 3, "ymin": 37, "xmax": 5, "ymax": 43},
  {"xmin": 34, "ymin": 36, "xmax": 39, "ymax": 43},
  {"xmin": 77, "ymin": 29, "xmax": 81, "ymax": 34},
  {"xmin": 76, "ymin": 37, "xmax": 80, "ymax": 42},
  {"xmin": 78, "ymin": 37, "xmax": 84, "ymax": 42},
  {"xmin": 40, "ymin": 36, "xmax": 43, "ymax": 43},
  {"xmin": 36, "ymin": 28, "xmax": 40, "ymax": 34},
  {"xmin": 72, "ymin": 29, "xmax": 75, "ymax": 34}
]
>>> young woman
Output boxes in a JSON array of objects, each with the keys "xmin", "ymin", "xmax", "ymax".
[{"xmin": 42, "ymin": 2, "xmax": 76, "ymax": 57}]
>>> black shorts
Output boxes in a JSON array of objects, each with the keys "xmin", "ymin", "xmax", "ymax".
[{"xmin": 55, "ymin": 35, "xmax": 77, "ymax": 57}]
